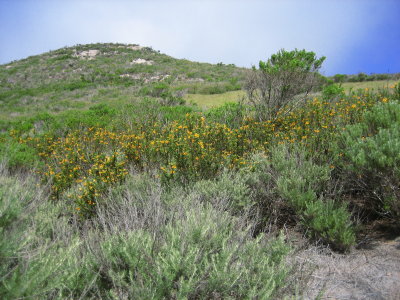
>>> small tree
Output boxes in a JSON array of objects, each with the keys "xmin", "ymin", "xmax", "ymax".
[
  {"xmin": 333, "ymin": 74, "xmax": 347, "ymax": 83},
  {"xmin": 244, "ymin": 49, "xmax": 325, "ymax": 120}
]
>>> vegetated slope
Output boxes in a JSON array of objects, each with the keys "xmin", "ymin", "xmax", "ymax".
[{"xmin": 0, "ymin": 43, "xmax": 245, "ymax": 119}]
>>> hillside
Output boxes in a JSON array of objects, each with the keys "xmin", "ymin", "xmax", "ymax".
[{"xmin": 0, "ymin": 43, "xmax": 245, "ymax": 120}]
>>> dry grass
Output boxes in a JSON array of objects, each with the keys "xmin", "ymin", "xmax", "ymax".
[
  {"xmin": 342, "ymin": 80, "xmax": 399, "ymax": 91},
  {"xmin": 185, "ymin": 90, "xmax": 246, "ymax": 108},
  {"xmin": 295, "ymin": 238, "xmax": 400, "ymax": 299}
]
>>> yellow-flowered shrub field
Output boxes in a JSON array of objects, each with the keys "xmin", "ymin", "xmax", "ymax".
[{"xmin": 12, "ymin": 90, "xmax": 390, "ymax": 215}]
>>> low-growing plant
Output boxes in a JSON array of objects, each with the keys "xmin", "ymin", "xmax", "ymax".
[
  {"xmin": 97, "ymin": 202, "xmax": 291, "ymax": 299},
  {"xmin": 192, "ymin": 170, "xmax": 253, "ymax": 213},
  {"xmin": 0, "ymin": 168, "xmax": 96, "ymax": 299},
  {"xmin": 0, "ymin": 138, "xmax": 39, "ymax": 169}
]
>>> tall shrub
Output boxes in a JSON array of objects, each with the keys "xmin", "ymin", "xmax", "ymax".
[{"xmin": 244, "ymin": 49, "xmax": 325, "ymax": 120}]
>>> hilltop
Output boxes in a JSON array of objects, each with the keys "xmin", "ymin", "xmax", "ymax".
[{"xmin": 0, "ymin": 43, "xmax": 245, "ymax": 120}]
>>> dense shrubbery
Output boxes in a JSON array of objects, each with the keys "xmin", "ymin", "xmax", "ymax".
[
  {"xmin": 3, "ymin": 87, "xmax": 392, "ymax": 221},
  {"xmin": 4, "ymin": 89, "xmax": 377, "ymax": 217}
]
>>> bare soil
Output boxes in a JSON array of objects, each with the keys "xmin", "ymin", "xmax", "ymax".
[{"xmin": 294, "ymin": 221, "xmax": 400, "ymax": 299}]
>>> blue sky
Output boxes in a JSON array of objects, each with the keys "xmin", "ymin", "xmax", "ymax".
[{"xmin": 0, "ymin": 0, "xmax": 399, "ymax": 75}]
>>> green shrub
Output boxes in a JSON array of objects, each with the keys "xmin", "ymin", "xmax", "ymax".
[
  {"xmin": 302, "ymin": 199, "xmax": 356, "ymax": 251},
  {"xmin": 205, "ymin": 102, "xmax": 246, "ymax": 128},
  {"xmin": 0, "ymin": 139, "xmax": 39, "ymax": 169},
  {"xmin": 322, "ymin": 83, "xmax": 345, "ymax": 101},
  {"xmin": 159, "ymin": 105, "xmax": 195, "ymax": 122},
  {"xmin": 333, "ymin": 74, "xmax": 347, "ymax": 83},
  {"xmin": 339, "ymin": 100, "xmax": 400, "ymax": 222},
  {"xmin": 244, "ymin": 49, "xmax": 326, "ymax": 120},
  {"xmin": 393, "ymin": 82, "xmax": 400, "ymax": 100},
  {"xmin": 192, "ymin": 170, "xmax": 253, "ymax": 212},
  {"xmin": 273, "ymin": 146, "xmax": 355, "ymax": 250}
]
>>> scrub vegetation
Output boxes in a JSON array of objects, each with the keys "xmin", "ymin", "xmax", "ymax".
[{"xmin": 1, "ymin": 43, "xmax": 399, "ymax": 299}]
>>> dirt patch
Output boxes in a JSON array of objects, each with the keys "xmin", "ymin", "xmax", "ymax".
[{"xmin": 294, "ymin": 236, "xmax": 400, "ymax": 299}]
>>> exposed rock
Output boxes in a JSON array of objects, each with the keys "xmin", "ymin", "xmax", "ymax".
[
  {"xmin": 118, "ymin": 45, "xmax": 144, "ymax": 51},
  {"xmin": 127, "ymin": 45, "xmax": 144, "ymax": 51},
  {"xmin": 175, "ymin": 75, "xmax": 204, "ymax": 83},
  {"xmin": 130, "ymin": 58, "xmax": 154, "ymax": 65},
  {"xmin": 72, "ymin": 49, "xmax": 100, "ymax": 60},
  {"xmin": 143, "ymin": 74, "xmax": 170, "ymax": 83}
]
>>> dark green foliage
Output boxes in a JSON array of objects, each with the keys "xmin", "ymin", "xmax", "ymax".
[
  {"xmin": 301, "ymin": 199, "xmax": 355, "ymax": 251},
  {"xmin": 261, "ymin": 49, "xmax": 325, "ymax": 73},
  {"xmin": 333, "ymin": 74, "xmax": 347, "ymax": 83}
]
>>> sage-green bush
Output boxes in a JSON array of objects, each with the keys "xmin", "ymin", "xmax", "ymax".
[
  {"xmin": 0, "ymin": 170, "xmax": 95, "ymax": 299},
  {"xmin": 340, "ymin": 100, "xmax": 400, "ymax": 221},
  {"xmin": 246, "ymin": 146, "xmax": 355, "ymax": 251},
  {"xmin": 98, "ymin": 204, "xmax": 291, "ymax": 299},
  {"xmin": 192, "ymin": 170, "xmax": 253, "ymax": 213},
  {"xmin": 1, "ymin": 167, "xmax": 297, "ymax": 299}
]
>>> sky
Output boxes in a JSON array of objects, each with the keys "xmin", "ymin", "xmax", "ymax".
[{"xmin": 0, "ymin": 0, "xmax": 399, "ymax": 75}]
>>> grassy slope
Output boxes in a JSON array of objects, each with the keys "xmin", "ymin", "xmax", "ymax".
[{"xmin": 0, "ymin": 43, "xmax": 245, "ymax": 120}]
